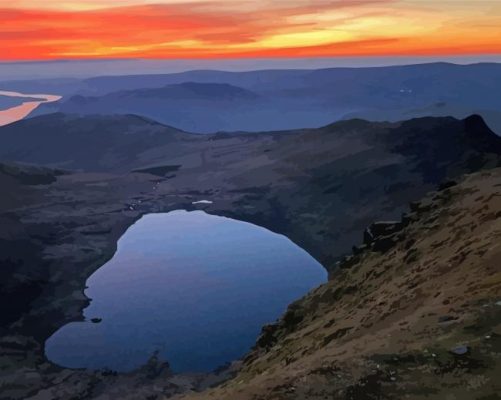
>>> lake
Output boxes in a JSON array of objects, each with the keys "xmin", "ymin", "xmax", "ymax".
[
  {"xmin": 45, "ymin": 210, "xmax": 326, "ymax": 373},
  {"xmin": 0, "ymin": 90, "xmax": 61, "ymax": 127}
]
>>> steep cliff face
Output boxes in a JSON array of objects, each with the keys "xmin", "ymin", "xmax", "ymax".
[{"xmin": 180, "ymin": 168, "xmax": 501, "ymax": 400}]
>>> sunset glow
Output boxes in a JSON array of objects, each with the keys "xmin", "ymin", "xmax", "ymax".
[{"xmin": 2, "ymin": 1, "xmax": 501, "ymax": 60}]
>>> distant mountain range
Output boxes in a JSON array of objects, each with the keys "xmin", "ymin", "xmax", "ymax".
[
  {"xmin": 34, "ymin": 83, "xmax": 262, "ymax": 133},
  {"xmin": 2, "ymin": 62, "xmax": 499, "ymax": 134}
]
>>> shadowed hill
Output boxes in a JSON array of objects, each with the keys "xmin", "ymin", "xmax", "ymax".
[
  {"xmin": 0, "ymin": 161, "xmax": 66, "ymax": 211},
  {"xmin": 0, "ymin": 162, "xmax": 65, "ymax": 186},
  {"xmin": 0, "ymin": 113, "xmax": 200, "ymax": 171}
]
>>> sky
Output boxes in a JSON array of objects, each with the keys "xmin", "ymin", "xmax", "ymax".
[{"xmin": 1, "ymin": 0, "xmax": 501, "ymax": 61}]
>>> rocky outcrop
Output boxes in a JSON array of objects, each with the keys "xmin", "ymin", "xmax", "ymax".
[
  {"xmin": 363, "ymin": 221, "xmax": 404, "ymax": 244},
  {"xmin": 362, "ymin": 221, "xmax": 405, "ymax": 253}
]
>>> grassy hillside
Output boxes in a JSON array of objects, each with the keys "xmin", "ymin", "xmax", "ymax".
[{"xmin": 179, "ymin": 168, "xmax": 501, "ymax": 400}]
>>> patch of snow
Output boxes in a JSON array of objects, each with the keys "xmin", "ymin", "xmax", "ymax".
[{"xmin": 192, "ymin": 200, "xmax": 213, "ymax": 205}]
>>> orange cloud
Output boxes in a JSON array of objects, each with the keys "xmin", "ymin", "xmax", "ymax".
[{"xmin": 1, "ymin": 1, "xmax": 500, "ymax": 60}]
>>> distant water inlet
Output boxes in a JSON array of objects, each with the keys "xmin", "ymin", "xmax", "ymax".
[
  {"xmin": 0, "ymin": 90, "xmax": 61, "ymax": 126},
  {"xmin": 45, "ymin": 211, "xmax": 326, "ymax": 373}
]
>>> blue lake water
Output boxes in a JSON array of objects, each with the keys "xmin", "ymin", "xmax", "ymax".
[{"xmin": 45, "ymin": 210, "xmax": 326, "ymax": 373}]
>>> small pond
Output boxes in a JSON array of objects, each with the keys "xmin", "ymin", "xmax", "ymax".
[{"xmin": 45, "ymin": 210, "xmax": 326, "ymax": 373}]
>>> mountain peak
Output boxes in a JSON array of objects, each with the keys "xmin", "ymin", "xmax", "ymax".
[{"xmin": 463, "ymin": 114, "xmax": 495, "ymax": 135}]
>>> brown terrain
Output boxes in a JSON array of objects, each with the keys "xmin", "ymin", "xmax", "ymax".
[{"xmin": 177, "ymin": 168, "xmax": 501, "ymax": 400}]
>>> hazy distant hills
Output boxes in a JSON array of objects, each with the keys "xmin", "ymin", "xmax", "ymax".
[
  {"xmin": 22, "ymin": 62, "xmax": 501, "ymax": 133},
  {"xmin": 34, "ymin": 83, "xmax": 265, "ymax": 133},
  {"xmin": 74, "ymin": 63, "xmax": 501, "ymax": 101},
  {"xmin": 32, "ymin": 80, "xmax": 341, "ymax": 133},
  {"xmin": 86, "ymin": 81, "xmax": 260, "ymax": 100}
]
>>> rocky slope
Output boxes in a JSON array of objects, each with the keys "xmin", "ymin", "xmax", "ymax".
[{"xmin": 177, "ymin": 167, "xmax": 501, "ymax": 400}]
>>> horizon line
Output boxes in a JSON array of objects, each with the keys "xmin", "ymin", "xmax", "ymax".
[{"xmin": 2, "ymin": 54, "xmax": 501, "ymax": 65}]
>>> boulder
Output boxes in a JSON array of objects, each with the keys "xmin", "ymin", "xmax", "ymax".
[{"xmin": 450, "ymin": 345, "xmax": 469, "ymax": 355}]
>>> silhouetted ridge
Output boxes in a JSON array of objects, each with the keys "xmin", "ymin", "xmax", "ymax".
[
  {"xmin": 1, "ymin": 113, "xmax": 500, "ymax": 177},
  {"xmin": 463, "ymin": 114, "xmax": 496, "ymax": 136},
  {"xmin": 22, "ymin": 112, "xmax": 184, "ymax": 133},
  {"xmin": 321, "ymin": 118, "xmax": 383, "ymax": 131},
  {"xmin": 101, "ymin": 82, "xmax": 260, "ymax": 101}
]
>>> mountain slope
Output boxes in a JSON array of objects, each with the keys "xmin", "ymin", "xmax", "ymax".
[
  {"xmin": 169, "ymin": 114, "xmax": 501, "ymax": 268},
  {"xmin": 180, "ymin": 167, "xmax": 501, "ymax": 400},
  {"xmin": 0, "ymin": 113, "xmax": 199, "ymax": 171},
  {"xmin": 0, "ymin": 113, "xmax": 500, "ymax": 265},
  {"xmin": 0, "ymin": 161, "xmax": 65, "ymax": 211}
]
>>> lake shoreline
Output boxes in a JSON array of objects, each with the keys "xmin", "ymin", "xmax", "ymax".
[
  {"xmin": 45, "ymin": 210, "xmax": 325, "ymax": 374},
  {"xmin": 0, "ymin": 90, "xmax": 61, "ymax": 127},
  {"xmin": 0, "ymin": 175, "xmax": 330, "ymax": 398}
]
